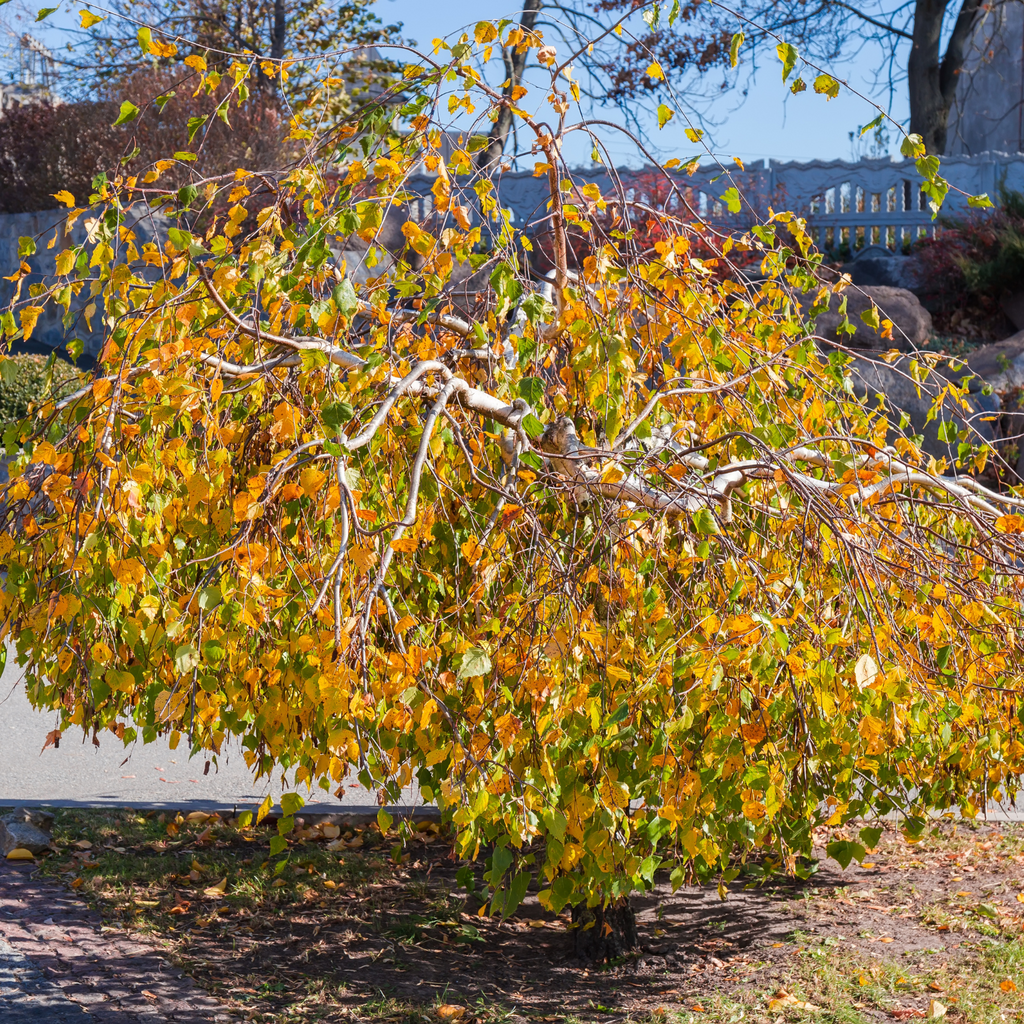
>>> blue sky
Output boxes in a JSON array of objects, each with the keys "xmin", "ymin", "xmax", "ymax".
[
  {"xmin": 3, "ymin": 0, "xmax": 912, "ymax": 167},
  {"xmin": 376, "ymin": 0, "xmax": 911, "ymax": 167}
]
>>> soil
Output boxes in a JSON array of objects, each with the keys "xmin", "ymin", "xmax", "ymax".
[
  {"xmin": 144, "ymin": 821, "xmax": 1024, "ymax": 1021},
  {"xmin": 23, "ymin": 809, "xmax": 1024, "ymax": 1023}
]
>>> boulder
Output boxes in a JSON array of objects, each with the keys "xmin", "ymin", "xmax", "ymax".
[
  {"xmin": 963, "ymin": 331, "xmax": 1024, "ymax": 390},
  {"xmin": 843, "ymin": 246, "xmax": 925, "ymax": 292},
  {"xmin": 804, "ymin": 285, "xmax": 933, "ymax": 351},
  {"xmin": 0, "ymin": 808, "xmax": 54, "ymax": 857},
  {"xmin": 845, "ymin": 352, "xmax": 1000, "ymax": 463},
  {"xmin": 1002, "ymin": 293, "xmax": 1024, "ymax": 332}
]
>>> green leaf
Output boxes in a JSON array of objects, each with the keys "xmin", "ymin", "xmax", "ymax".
[
  {"xmin": 693, "ymin": 508, "xmax": 719, "ymax": 535},
  {"xmin": 280, "ymin": 792, "xmax": 304, "ymax": 816},
  {"xmin": 721, "ymin": 187, "xmax": 741, "ymax": 214},
  {"xmin": 860, "ymin": 305, "xmax": 880, "ymax": 330},
  {"xmin": 0, "ymin": 358, "xmax": 19, "ymax": 383},
  {"xmin": 776, "ymin": 41, "xmax": 798, "ymax": 82},
  {"xmin": 968, "ymin": 193, "xmax": 994, "ymax": 209},
  {"xmin": 900, "ymin": 133, "xmax": 926, "ymax": 159},
  {"xmin": 268, "ymin": 834, "xmax": 288, "ymax": 856},
  {"xmin": 496, "ymin": 869, "xmax": 531, "ymax": 918},
  {"xmin": 377, "ymin": 808, "xmax": 393, "ymax": 832},
  {"xmin": 177, "ymin": 184, "xmax": 198, "ymax": 208},
  {"xmin": 322, "ymin": 401, "xmax": 354, "ymax": 431},
  {"xmin": 458, "ymin": 647, "xmax": 492, "ymax": 680},
  {"xmin": 112, "ymin": 101, "xmax": 139, "ymax": 127},
  {"xmin": 216, "ymin": 99, "xmax": 230, "ymax": 127},
  {"xmin": 331, "ymin": 278, "xmax": 359, "ymax": 316},
  {"xmin": 789, "ymin": 77, "xmax": 806, "ymax": 94},
  {"xmin": 236, "ymin": 810, "xmax": 253, "ymax": 827},
  {"xmin": 521, "ymin": 413, "xmax": 545, "ymax": 439},
  {"xmin": 859, "ymin": 826, "xmax": 883, "ymax": 849},
  {"xmin": 198, "ymin": 585, "xmax": 221, "ymax": 611},
  {"xmin": 166, "ymin": 227, "xmax": 191, "ymax": 250},
  {"xmin": 826, "ymin": 839, "xmax": 866, "ymax": 870},
  {"xmin": 137, "ymin": 26, "xmax": 153, "ymax": 53},
  {"xmin": 729, "ymin": 31, "xmax": 744, "ymax": 68},
  {"xmin": 657, "ymin": 103, "xmax": 674, "ymax": 129},
  {"xmin": 18, "ymin": 236, "xmax": 35, "ymax": 258},
  {"xmin": 518, "ymin": 376, "xmax": 545, "ymax": 408},
  {"xmin": 35, "ymin": 6, "xmax": 57, "ymax": 19},
  {"xmin": 936, "ymin": 420, "xmax": 958, "ymax": 443},
  {"xmin": 173, "ymin": 151, "xmax": 197, "ymax": 162},
  {"xmin": 860, "ymin": 114, "xmax": 883, "ymax": 136},
  {"xmin": 187, "ymin": 115, "xmax": 208, "ymax": 143},
  {"xmin": 173, "ymin": 644, "xmax": 199, "ymax": 674},
  {"xmin": 549, "ymin": 875, "xmax": 575, "ymax": 913},
  {"xmin": 155, "ymin": 91, "xmax": 175, "ymax": 112},
  {"xmin": 813, "ymin": 74, "xmax": 840, "ymax": 99}
]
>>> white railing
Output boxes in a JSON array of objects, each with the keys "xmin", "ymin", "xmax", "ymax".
[{"xmin": 406, "ymin": 150, "xmax": 1024, "ymax": 255}]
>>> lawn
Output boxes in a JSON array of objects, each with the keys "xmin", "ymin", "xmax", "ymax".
[{"xmin": 16, "ymin": 807, "xmax": 1024, "ymax": 1024}]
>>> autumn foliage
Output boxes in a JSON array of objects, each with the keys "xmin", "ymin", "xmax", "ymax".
[{"xmin": 3, "ymin": 19, "xmax": 1024, "ymax": 927}]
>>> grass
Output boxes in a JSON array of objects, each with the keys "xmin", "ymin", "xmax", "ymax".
[{"xmin": 12, "ymin": 810, "xmax": 1024, "ymax": 1024}]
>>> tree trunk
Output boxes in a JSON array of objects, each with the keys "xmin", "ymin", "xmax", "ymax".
[
  {"xmin": 270, "ymin": 0, "xmax": 286, "ymax": 62},
  {"xmin": 477, "ymin": 0, "xmax": 543, "ymax": 170},
  {"xmin": 908, "ymin": 0, "xmax": 982, "ymax": 153},
  {"xmin": 571, "ymin": 898, "xmax": 639, "ymax": 961}
]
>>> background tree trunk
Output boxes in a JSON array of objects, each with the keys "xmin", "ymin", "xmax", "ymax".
[
  {"xmin": 571, "ymin": 898, "xmax": 639, "ymax": 961},
  {"xmin": 477, "ymin": 0, "xmax": 542, "ymax": 170},
  {"xmin": 908, "ymin": 0, "xmax": 982, "ymax": 153}
]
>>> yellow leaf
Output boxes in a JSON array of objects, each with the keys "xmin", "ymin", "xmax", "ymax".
[
  {"xmin": 1001, "ymin": 979, "xmax": 1017, "ymax": 993},
  {"xmin": 299, "ymin": 466, "xmax": 327, "ymax": 496},
  {"xmin": 203, "ymin": 877, "xmax": 228, "ymax": 897},
  {"xmin": 6, "ymin": 848, "xmax": 35, "ymax": 860},
  {"xmin": 929, "ymin": 1000, "xmax": 947, "ymax": 1019},
  {"xmin": 79, "ymin": 8, "xmax": 103, "ymax": 27},
  {"xmin": 646, "ymin": 61, "xmax": 665, "ymax": 81},
  {"xmin": 391, "ymin": 537, "xmax": 418, "ymax": 553},
  {"xmin": 20, "ymin": 306, "xmax": 44, "ymax": 341},
  {"xmin": 185, "ymin": 54, "xmax": 207, "ymax": 72},
  {"xmin": 52, "ymin": 189, "xmax": 75, "ymax": 208}
]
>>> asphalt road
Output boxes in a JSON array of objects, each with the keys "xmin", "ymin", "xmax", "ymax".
[{"xmin": 0, "ymin": 650, "xmax": 422, "ymax": 814}]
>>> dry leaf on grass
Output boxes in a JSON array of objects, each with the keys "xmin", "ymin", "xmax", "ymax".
[
  {"xmin": 1001, "ymin": 980, "xmax": 1017, "ymax": 993},
  {"xmin": 435, "ymin": 1006, "xmax": 467, "ymax": 1021},
  {"xmin": 929, "ymin": 1000, "xmax": 947, "ymax": 1019},
  {"xmin": 767, "ymin": 989, "xmax": 820, "ymax": 1012}
]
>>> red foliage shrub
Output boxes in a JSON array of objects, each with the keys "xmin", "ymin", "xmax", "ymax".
[{"xmin": 0, "ymin": 70, "xmax": 289, "ymax": 213}]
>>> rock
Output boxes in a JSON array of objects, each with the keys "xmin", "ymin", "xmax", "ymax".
[
  {"xmin": 0, "ymin": 809, "xmax": 54, "ymax": 857},
  {"xmin": 843, "ymin": 246, "xmax": 925, "ymax": 291},
  {"xmin": 804, "ymin": 285, "xmax": 933, "ymax": 351},
  {"xmin": 963, "ymin": 332, "xmax": 1024, "ymax": 390},
  {"xmin": 1002, "ymin": 294, "xmax": 1024, "ymax": 332},
  {"xmin": 844, "ymin": 352, "xmax": 1000, "ymax": 463}
]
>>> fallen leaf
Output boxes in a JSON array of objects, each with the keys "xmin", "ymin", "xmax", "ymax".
[
  {"xmin": 929, "ymin": 1000, "xmax": 947, "ymax": 1019},
  {"xmin": 955, "ymin": 891, "xmax": 972, "ymax": 897},
  {"xmin": 936, "ymin": 924, "xmax": 950, "ymax": 932},
  {"xmin": 142, "ymin": 990, "xmax": 158, "ymax": 1001},
  {"xmin": 768, "ymin": 989, "xmax": 820, "ymax": 1012},
  {"xmin": 890, "ymin": 1010, "xmax": 926, "ymax": 1020},
  {"xmin": 73, "ymin": 839, "xmax": 93, "ymax": 849},
  {"xmin": 1001, "ymin": 979, "xmax": 1017, "ymax": 993},
  {"xmin": 879, "ymin": 936, "xmax": 895, "ymax": 943},
  {"xmin": 5, "ymin": 848, "xmax": 34, "ymax": 860},
  {"xmin": 321, "ymin": 824, "xmax": 341, "ymax": 839},
  {"xmin": 692, "ymin": 1005, "xmax": 706, "ymax": 1013},
  {"xmin": 436, "ymin": 1006, "xmax": 467, "ymax": 1021},
  {"xmin": 928, "ymin": 983, "xmax": 944, "ymax": 992},
  {"xmin": 203, "ymin": 877, "xmax": 228, "ymax": 897},
  {"xmin": 271, "ymin": 878, "xmax": 287, "ymax": 888},
  {"xmin": 187, "ymin": 811, "xmax": 211, "ymax": 823},
  {"xmin": 69, "ymin": 878, "xmax": 84, "ymax": 889},
  {"xmin": 323, "ymin": 879, "xmax": 338, "ymax": 889},
  {"xmin": 528, "ymin": 919, "xmax": 545, "ymax": 928}
]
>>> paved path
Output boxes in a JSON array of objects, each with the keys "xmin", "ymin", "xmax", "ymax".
[
  {"xmin": 0, "ymin": 858, "xmax": 233, "ymax": 1021},
  {"xmin": 0, "ymin": 649, "xmax": 421, "ymax": 813}
]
